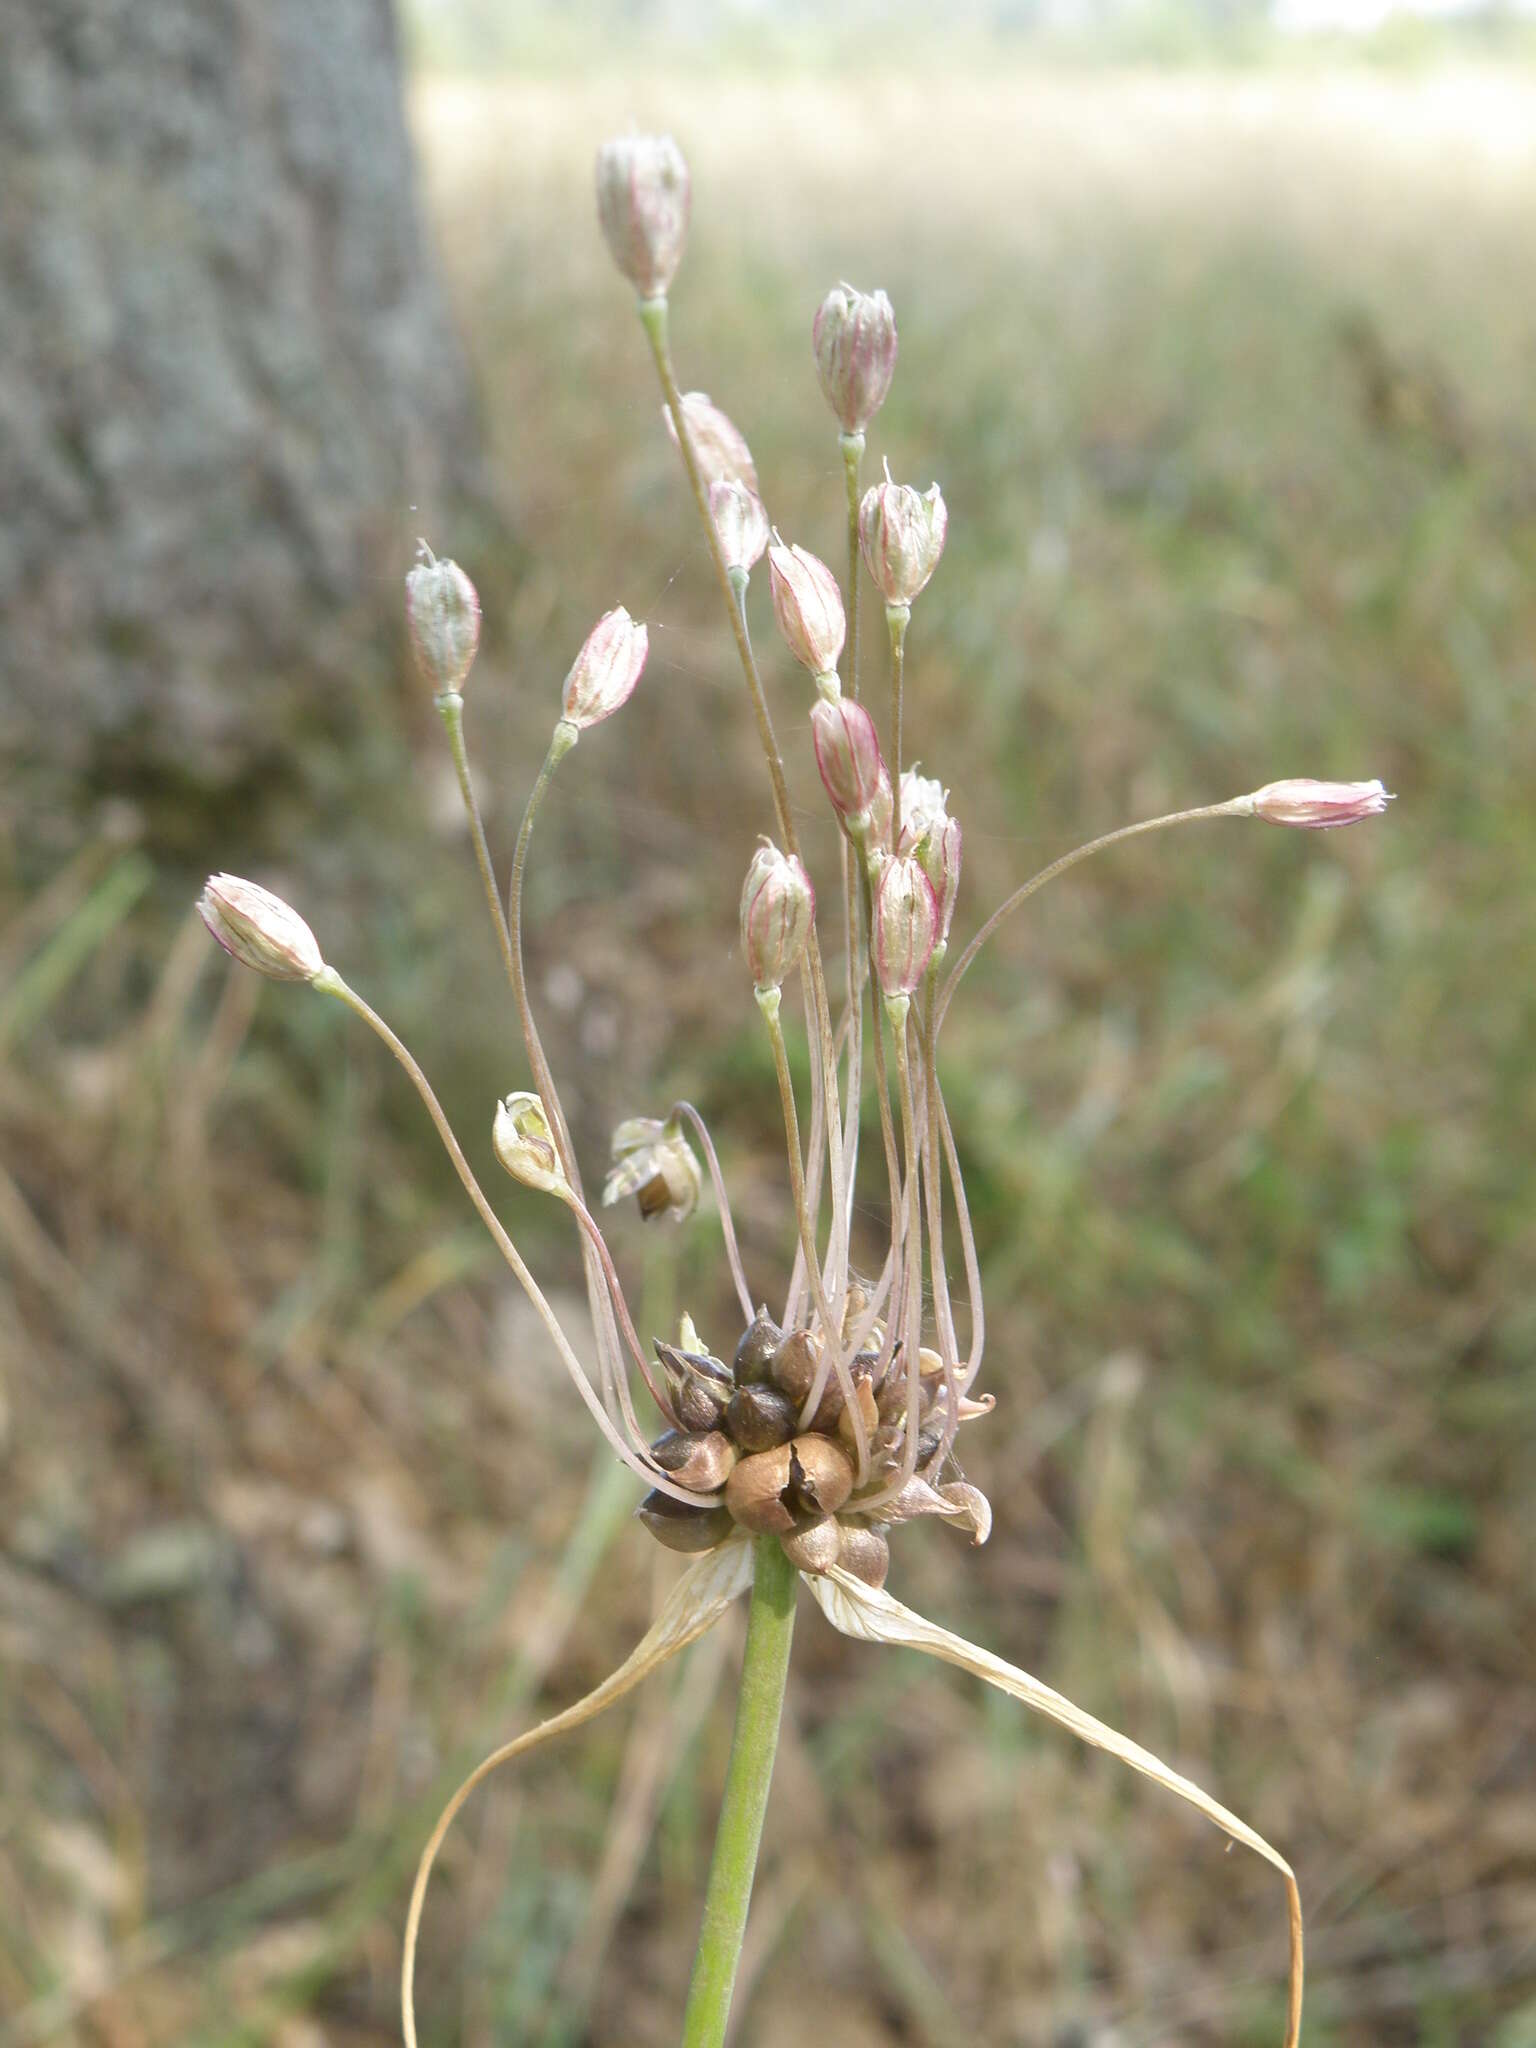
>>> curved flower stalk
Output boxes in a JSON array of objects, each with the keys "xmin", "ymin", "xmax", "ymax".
[{"xmin": 197, "ymin": 126, "xmax": 1395, "ymax": 2048}]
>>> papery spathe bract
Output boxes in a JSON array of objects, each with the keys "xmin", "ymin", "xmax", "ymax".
[
  {"xmin": 603, "ymin": 1116, "xmax": 703, "ymax": 1224},
  {"xmin": 595, "ymin": 133, "xmax": 690, "ymax": 300},
  {"xmin": 740, "ymin": 841, "xmax": 814, "ymax": 993},
  {"xmin": 405, "ymin": 548, "xmax": 481, "ymax": 699},
  {"xmin": 859, "ymin": 473, "xmax": 948, "ymax": 610},
  {"xmin": 561, "ymin": 607, "xmax": 648, "ymax": 731},
  {"xmin": 812, "ymin": 283, "xmax": 898, "ymax": 436},
  {"xmin": 810, "ymin": 696, "xmax": 885, "ymax": 834},
  {"xmin": 709, "ymin": 479, "xmax": 769, "ymax": 576},
  {"xmin": 768, "ymin": 538, "xmax": 845, "ymax": 680},
  {"xmin": 1246, "ymin": 778, "xmax": 1393, "ymax": 828},
  {"xmin": 665, "ymin": 392, "xmax": 759, "ymax": 494},
  {"xmin": 199, "ymin": 874, "xmax": 324, "ymax": 983},
  {"xmin": 873, "ymin": 853, "xmax": 940, "ymax": 999},
  {"xmin": 492, "ymin": 1092, "xmax": 568, "ymax": 1196}
]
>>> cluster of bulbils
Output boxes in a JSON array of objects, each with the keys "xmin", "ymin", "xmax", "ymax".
[{"xmin": 636, "ymin": 1301, "xmax": 991, "ymax": 1588}]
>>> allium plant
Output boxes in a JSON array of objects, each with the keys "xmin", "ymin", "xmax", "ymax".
[{"xmin": 198, "ymin": 133, "xmax": 1397, "ymax": 2048}]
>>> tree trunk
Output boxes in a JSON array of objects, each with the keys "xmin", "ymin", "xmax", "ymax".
[{"xmin": 0, "ymin": 0, "xmax": 486, "ymax": 801}]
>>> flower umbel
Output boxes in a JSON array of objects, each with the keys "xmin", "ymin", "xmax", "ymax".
[{"xmin": 195, "ymin": 127, "xmax": 1401, "ymax": 2048}]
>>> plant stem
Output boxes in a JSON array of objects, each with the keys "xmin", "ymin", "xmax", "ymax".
[{"xmin": 680, "ymin": 1537, "xmax": 798, "ymax": 2048}]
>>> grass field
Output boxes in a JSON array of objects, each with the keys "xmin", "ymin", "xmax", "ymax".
[{"xmin": 4, "ymin": 58, "xmax": 1535, "ymax": 2048}]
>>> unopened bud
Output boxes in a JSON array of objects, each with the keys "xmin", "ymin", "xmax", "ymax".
[
  {"xmin": 665, "ymin": 393, "xmax": 758, "ymax": 494},
  {"xmin": 709, "ymin": 479, "xmax": 769, "ymax": 576},
  {"xmin": 595, "ymin": 133, "xmax": 690, "ymax": 300},
  {"xmin": 602, "ymin": 1116, "xmax": 702, "ymax": 1223},
  {"xmin": 866, "ymin": 764, "xmax": 893, "ymax": 851},
  {"xmin": 199, "ymin": 875, "xmax": 324, "ymax": 983},
  {"xmin": 874, "ymin": 853, "xmax": 940, "ymax": 999},
  {"xmin": 810, "ymin": 696, "xmax": 885, "ymax": 834},
  {"xmin": 404, "ymin": 546, "xmax": 480, "ymax": 698},
  {"xmin": 492, "ymin": 1092, "xmax": 568, "ymax": 1196},
  {"xmin": 562, "ymin": 607, "xmax": 648, "ymax": 731},
  {"xmin": 859, "ymin": 470, "xmax": 948, "ymax": 610},
  {"xmin": 767, "ymin": 537, "xmax": 845, "ymax": 680},
  {"xmin": 1245, "ymin": 778, "xmax": 1394, "ymax": 829},
  {"xmin": 740, "ymin": 841, "xmax": 814, "ymax": 992},
  {"xmin": 812, "ymin": 283, "xmax": 898, "ymax": 435}
]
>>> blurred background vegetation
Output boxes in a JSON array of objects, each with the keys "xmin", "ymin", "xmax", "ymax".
[{"xmin": 3, "ymin": 3, "xmax": 1534, "ymax": 2045}]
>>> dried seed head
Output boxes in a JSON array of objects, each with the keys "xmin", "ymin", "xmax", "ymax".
[
  {"xmin": 709, "ymin": 479, "xmax": 770, "ymax": 576},
  {"xmin": 404, "ymin": 546, "xmax": 481, "ymax": 699},
  {"xmin": 603, "ymin": 1116, "xmax": 702, "ymax": 1223},
  {"xmin": 1245, "ymin": 778, "xmax": 1394, "ymax": 828},
  {"xmin": 859, "ymin": 472, "xmax": 948, "ymax": 610},
  {"xmin": 873, "ymin": 852, "xmax": 940, "ymax": 999},
  {"xmin": 780, "ymin": 1514, "xmax": 842, "ymax": 1575},
  {"xmin": 199, "ymin": 875, "xmax": 324, "ymax": 984},
  {"xmin": 812, "ymin": 283, "xmax": 898, "ymax": 436},
  {"xmin": 650, "ymin": 1428, "xmax": 737, "ymax": 1492},
  {"xmin": 492, "ymin": 1092, "xmax": 568, "ymax": 1196},
  {"xmin": 725, "ymin": 1383, "xmax": 798, "ymax": 1454},
  {"xmin": 665, "ymin": 392, "xmax": 759, "ymax": 493},
  {"xmin": 637, "ymin": 1490, "xmax": 734, "ymax": 1553},
  {"xmin": 810, "ymin": 696, "xmax": 886, "ymax": 836},
  {"xmin": 767, "ymin": 537, "xmax": 845, "ymax": 681},
  {"xmin": 740, "ymin": 841, "xmax": 815, "ymax": 994},
  {"xmin": 561, "ymin": 607, "xmax": 648, "ymax": 731},
  {"xmin": 769, "ymin": 1327, "xmax": 821, "ymax": 1404},
  {"xmin": 732, "ymin": 1307, "xmax": 783, "ymax": 1384},
  {"xmin": 595, "ymin": 133, "xmax": 690, "ymax": 300},
  {"xmin": 837, "ymin": 1523, "xmax": 891, "ymax": 1588}
]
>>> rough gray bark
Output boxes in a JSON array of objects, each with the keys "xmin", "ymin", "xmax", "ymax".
[{"xmin": 0, "ymin": 0, "xmax": 484, "ymax": 794}]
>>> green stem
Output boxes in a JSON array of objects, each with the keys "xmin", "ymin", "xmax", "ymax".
[{"xmin": 681, "ymin": 1537, "xmax": 798, "ymax": 2048}]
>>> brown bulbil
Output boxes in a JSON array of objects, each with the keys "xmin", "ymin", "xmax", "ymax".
[
  {"xmin": 637, "ymin": 1491, "xmax": 735, "ymax": 1553},
  {"xmin": 726, "ymin": 1383, "xmax": 798, "ymax": 1453},
  {"xmin": 781, "ymin": 1515, "xmax": 841, "ymax": 1575},
  {"xmin": 732, "ymin": 1308, "xmax": 782, "ymax": 1384},
  {"xmin": 790, "ymin": 1434, "xmax": 854, "ymax": 1516},
  {"xmin": 655, "ymin": 1340, "xmax": 732, "ymax": 1430},
  {"xmin": 725, "ymin": 1444, "xmax": 798, "ymax": 1534},
  {"xmin": 651, "ymin": 1429, "xmax": 736, "ymax": 1492},
  {"xmin": 809, "ymin": 1349, "xmax": 877, "ymax": 1433},
  {"xmin": 837, "ymin": 1524, "xmax": 891, "ymax": 1589},
  {"xmin": 769, "ymin": 1328, "xmax": 820, "ymax": 1404},
  {"xmin": 724, "ymin": 1434, "xmax": 855, "ymax": 1532}
]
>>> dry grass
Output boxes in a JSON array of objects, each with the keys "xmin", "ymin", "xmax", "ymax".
[{"xmin": 4, "ymin": 60, "xmax": 1535, "ymax": 2048}]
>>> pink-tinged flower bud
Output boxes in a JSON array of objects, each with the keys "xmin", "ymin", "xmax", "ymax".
[
  {"xmin": 1246, "ymin": 778, "xmax": 1394, "ymax": 829},
  {"xmin": 866, "ymin": 764, "xmax": 893, "ymax": 850},
  {"xmin": 709, "ymin": 479, "xmax": 769, "ymax": 576},
  {"xmin": 768, "ymin": 537, "xmax": 845, "ymax": 680},
  {"xmin": 198, "ymin": 874, "xmax": 324, "ymax": 983},
  {"xmin": 493, "ymin": 1092, "xmax": 568, "ymax": 1196},
  {"xmin": 595, "ymin": 133, "xmax": 690, "ymax": 300},
  {"xmin": 404, "ymin": 547, "xmax": 480, "ymax": 698},
  {"xmin": 561, "ymin": 607, "xmax": 648, "ymax": 731},
  {"xmin": 858, "ymin": 472, "xmax": 948, "ymax": 609},
  {"xmin": 811, "ymin": 696, "xmax": 885, "ymax": 832},
  {"xmin": 603, "ymin": 1116, "xmax": 702, "ymax": 1223},
  {"xmin": 873, "ymin": 853, "xmax": 940, "ymax": 999},
  {"xmin": 920, "ymin": 814, "xmax": 962, "ymax": 946},
  {"xmin": 812, "ymin": 284, "xmax": 898, "ymax": 435},
  {"xmin": 664, "ymin": 393, "xmax": 758, "ymax": 494},
  {"xmin": 740, "ymin": 841, "xmax": 814, "ymax": 992}
]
